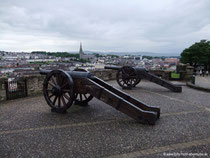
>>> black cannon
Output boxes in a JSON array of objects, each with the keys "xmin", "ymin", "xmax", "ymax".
[
  {"xmin": 104, "ymin": 65, "xmax": 182, "ymax": 92},
  {"xmin": 40, "ymin": 68, "xmax": 160, "ymax": 125}
]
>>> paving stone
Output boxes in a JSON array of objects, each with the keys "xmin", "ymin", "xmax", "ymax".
[{"xmin": 0, "ymin": 80, "xmax": 210, "ymax": 158}]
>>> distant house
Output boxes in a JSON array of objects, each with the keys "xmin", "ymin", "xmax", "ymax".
[
  {"xmin": 2, "ymin": 56, "xmax": 18, "ymax": 61},
  {"xmin": 164, "ymin": 58, "xmax": 179, "ymax": 65}
]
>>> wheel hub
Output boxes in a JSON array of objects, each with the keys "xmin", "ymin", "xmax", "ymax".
[{"xmin": 52, "ymin": 86, "xmax": 62, "ymax": 96}]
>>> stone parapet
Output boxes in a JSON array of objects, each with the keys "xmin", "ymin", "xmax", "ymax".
[
  {"xmin": 149, "ymin": 70, "xmax": 171, "ymax": 80},
  {"xmin": 0, "ymin": 69, "xmax": 117, "ymax": 102},
  {"xmin": 0, "ymin": 77, "xmax": 7, "ymax": 101},
  {"xmin": 26, "ymin": 75, "xmax": 46, "ymax": 96},
  {"xmin": 89, "ymin": 69, "xmax": 117, "ymax": 81},
  {"xmin": 0, "ymin": 67, "xmax": 192, "ymax": 102}
]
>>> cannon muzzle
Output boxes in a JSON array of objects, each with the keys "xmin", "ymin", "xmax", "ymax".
[
  {"xmin": 40, "ymin": 69, "xmax": 51, "ymax": 75},
  {"xmin": 40, "ymin": 69, "xmax": 94, "ymax": 79}
]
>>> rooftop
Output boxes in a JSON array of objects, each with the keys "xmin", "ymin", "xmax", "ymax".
[{"xmin": 0, "ymin": 80, "xmax": 210, "ymax": 157}]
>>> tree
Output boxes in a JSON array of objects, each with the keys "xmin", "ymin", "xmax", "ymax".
[
  {"xmin": 180, "ymin": 40, "xmax": 210, "ymax": 69},
  {"xmin": 142, "ymin": 56, "xmax": 153, "ymax": 60},
  {"xmin": 93, "ymin": 53, "xmax": 104, "ymax": 58},
  {"xmin": 107, "ymin": 54, "xmax": 119, "ymax": 58},
  {"xmin": 32, "ymin": 51, "xmax": 80, "ymax": 59}
]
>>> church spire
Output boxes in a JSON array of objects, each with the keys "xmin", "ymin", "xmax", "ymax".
[
  {"xmin": 79, "ymin": 42, "xmax": 84, "ymax": 59},
  {"xmin": 80, "ymin": 42, "xmax": 83, "ymax": 52}
]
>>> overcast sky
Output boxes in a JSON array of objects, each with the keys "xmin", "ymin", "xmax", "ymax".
[{"xmin": 0, "ymin": 0, "xmax": 210, "ymax": 55}]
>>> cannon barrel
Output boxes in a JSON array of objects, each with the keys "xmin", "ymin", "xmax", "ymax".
[
  {"xmin": 134, "ymin": 67, "xmax": 146, "ymax": 72},
  {"xmin": 40, "ymin": 69, "xmax": 94, "ymax": 79},
  {"xmin": 104, "ymin": 65, "xmax": 146, "ymax": 72},
  {"xmin": 104, "ymin": 65, "xmax": 122, "ymax": 70}
]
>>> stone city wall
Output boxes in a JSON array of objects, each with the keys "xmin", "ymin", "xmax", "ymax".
[
  {"xmin": 0, "ymin": 69, "xmax": 117, "ymax": 102},
  {"xmin": 0, "ymin": 67, "xmax": 192, "ymax": 102},
  {"xmin": 0, "ymin": 77, "xmax": 6, "ymax": 101}
]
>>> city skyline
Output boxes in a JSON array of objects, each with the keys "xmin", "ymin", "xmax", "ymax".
[{"xmin": 0, "ymin": 0, "xmax": 210, "ymax": 55}]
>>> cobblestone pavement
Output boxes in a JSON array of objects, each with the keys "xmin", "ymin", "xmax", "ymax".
[
  {"xmin": 195, "ymin": 76, "xmax": 210, "ymax": 89},
  {"xmin": 0, "ymin": 80, "xmax": 210, "ymax": 158}
]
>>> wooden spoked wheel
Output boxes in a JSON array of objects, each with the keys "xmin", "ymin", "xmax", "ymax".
[
  {"xmin": 73, "ymin": 68, "xmax": 93, "ymax": 106},
  {"xmin": 43, "ymin": 70, "xmax": 74, "ymax": 113},
  {"xmin": 116, "ymin": 66, "xmax": 138, "ymax": 89},
  {"xmin": 133, "ymin": 78, "xmax": 141, "ymax": 87}
]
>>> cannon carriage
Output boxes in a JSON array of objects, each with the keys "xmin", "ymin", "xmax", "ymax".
[
  {"xmin": 104, "ymin": 65, "xmax": 182, "ymax": 92},
  {"xmin": 40, "ymin": 68, "xmax": 160, "ymax": 125}
]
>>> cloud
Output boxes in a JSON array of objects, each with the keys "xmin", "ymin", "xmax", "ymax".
[{"xmin": 0, "ymin": 0, "xmax": 210, "ymax": 54}]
